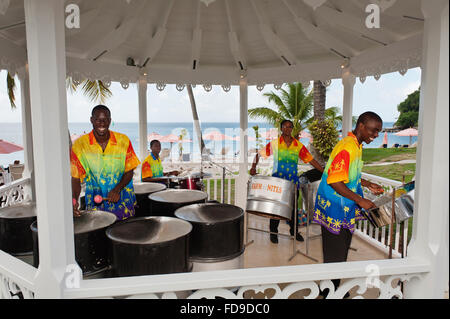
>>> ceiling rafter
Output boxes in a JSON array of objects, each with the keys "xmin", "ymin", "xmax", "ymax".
[
  {"xmin": 282, "ymin": 0, "xmax": 358, "ymax": 59},
  {"xmin": 224, "ymin": 0, "xmax": 246, "ymax": 71},
  {"xmin": 84, "ymin": 0, "xmax": 147, "ymax": 61},
  {"xmin": 66, "ymin": 0, "xmax": 109, "ymax": 38},
  {"xmin": 315, "ymin": 5, "xmax": 402, "ymax": 45},
  {"xmin": 191, "ymin": 0, "xmax": 202, "ymax": 70},
  {"xmin": 139, "ymin": 0, "xmax": 175, "ymax": 68},
  {"xmin": 249, "ymin": 0, "xmax": 299, "ymax": 67}
]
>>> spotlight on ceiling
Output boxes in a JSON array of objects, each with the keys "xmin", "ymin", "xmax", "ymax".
[{"xmin": 126, "ymin": 57, "xmax": 136, "ymax": 67}]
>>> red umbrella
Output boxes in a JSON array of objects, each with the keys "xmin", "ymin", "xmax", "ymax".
[
  {"xmin": 203, "ymin": 131, "xmax": 233, "ymax": 141},
  {"xmin": 147, "ymin": 132, "xmax": 163, "ymax": 142},
  {"xmin": 395, "ymin": 128, "xmax": 418, "ymax": 145},
  {"xmin": 160, "ymin": 134, "xmax": 179, "ymax": 143},
  {"xmin": 0, "ymin": 139, "xmax": 24, "ymax": 154}
]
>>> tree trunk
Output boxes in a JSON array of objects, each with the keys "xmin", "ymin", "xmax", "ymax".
[
  {"xmin": 187, "ymin": 84, "xmax": 205, "ymax": 155},
  {"xmin": 313, "ymin": 80, "xmax": 326, "ymax": 122},
  {"xmin": 311, "ymin": 80, "xmax": 327, "ymax": 166}
]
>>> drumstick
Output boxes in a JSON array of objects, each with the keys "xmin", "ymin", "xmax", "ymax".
[{"xmin": 94, "ymin": 195, "xmax": 112, "ymax": 204}]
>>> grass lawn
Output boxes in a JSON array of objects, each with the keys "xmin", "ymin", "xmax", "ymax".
[
  {"xmin": 362, "ymin": 147, "xmax": 416, "ymax": 164},
  {"xmin": 362, "ymin": 163, "xmax": 416, "ymax": 183}
]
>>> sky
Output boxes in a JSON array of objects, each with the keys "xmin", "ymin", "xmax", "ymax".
[{"xmin": 0, "ymin": 67, "xmax": 421, "ymax": 124}]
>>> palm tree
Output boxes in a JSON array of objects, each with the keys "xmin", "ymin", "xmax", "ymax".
[
  {"xmin": 186, "ymin": 84, "xmax": 206, "ymax": 156},
  {"xmin": 248, "ymin": 83, "xmax": 313, "ymax": 139},
  {"xmin": 6, "ymin": 72, "xmax": 112, "ymax": 108}
]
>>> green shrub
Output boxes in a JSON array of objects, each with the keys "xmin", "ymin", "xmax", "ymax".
[{"xmin": 308, "ymin": 119, "xmax": 339, "ymax": 160}]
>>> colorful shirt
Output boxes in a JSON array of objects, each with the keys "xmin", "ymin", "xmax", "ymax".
[
  {"xmin": 71, "ymin": 130, "xmax": 140, "ymax": 220},
  {"xmin": 259, "ymin": 136, "xmax": 313, "ymax": 188},
  {"xmin": 313, "ymin": 132, "xmax": 365, "ymax": 234},
  {"xmin": 141, "ymin": 153, "xmax": 164, "ymax": 180}
]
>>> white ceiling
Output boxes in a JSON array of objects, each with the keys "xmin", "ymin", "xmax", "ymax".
[{"xmin": 0, "ymin": 0, "xmax": 424, "ymax": 86}]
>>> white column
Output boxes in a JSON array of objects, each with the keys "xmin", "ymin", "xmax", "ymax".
[
  {"xmin": 24, "ymin": 0, "xmax": 79, "ymax": 298},
  {"xmin": 236, "ymin": 73, "xmax": 249, "ymax": 210},
  {"xmin": 137, "ymin": 74, "xmax": 148, "ymax": 162},
  {"xmin": 404, "ymin": 0, "xmax": 449, "ymax": 299},
  {"xmin": 341, "ymin": 68, "xmax": 355, "ymax": 136},
  {"xmin": 17, "ymin": 65, "xmax": 35, "ymax": 201}
]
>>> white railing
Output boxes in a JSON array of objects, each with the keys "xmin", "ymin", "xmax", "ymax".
[
  {"xmin": 0, "ymin": 177, "xmax": 33, "ymax": 208},
  {"xmin": 64, "ymin": 257, "xmax": 428, "ymax": 299},
  {"xmin": 358, "ymin": 173, "xmax": 407, "ymax": 258}
]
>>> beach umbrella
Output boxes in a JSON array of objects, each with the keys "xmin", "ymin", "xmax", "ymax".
[
  {"xmin": 203, "ymin": 131, "xmax": 233, "ymax": 141},
  {"xmin": 147, "ymin": 132, "xmax": 163, "ymax": 142},
  {"xmin": 160, "ymin": 133, "xmax": 179, "ymax": 143},
  {"xmin": 0, "ymin": 139, "xmax": 24, "ymax": 154},
  {"xmin": 394, "ymin": 128, "xmax": 418, "ymax": 146},
  {"xmin": 203, "ymin": 131, "xmax": 233, "ymax": 155}
]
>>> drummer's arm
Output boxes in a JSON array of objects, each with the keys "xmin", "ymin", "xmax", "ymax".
[
  {"xmin": 309, "ymin": 159, "xmax": 324, "ymax": 173},
  {"xmin": 71, "ymin": 177, "xmax": 82, "ymax": 217},
  {"xmin": 250, "ymin": 153, "xmax": 260, "ymax": 176},
  {"xmin": 330, "ymin": 182, "xmax": 376, "ymax": 210},
  {"xmin": 142, "ymin": 176, "xmax": 167, "ymax": 183},
  {"xmin": 361, "ymin": 179, "xmax": 384, "ymax": 195}
]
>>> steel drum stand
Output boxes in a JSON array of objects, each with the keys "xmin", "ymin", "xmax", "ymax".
[{"xmin": 288, "ymin": 184, "xmax": 318, "ymax": 262}]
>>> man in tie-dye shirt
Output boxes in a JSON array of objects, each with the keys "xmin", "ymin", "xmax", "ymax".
[
  {"xmin": 141, "ymin": 139, "xmax": 179, "ymax": 183},
  {"xmin": 250, "ymin": 120, "xmax": 323, "ymax": 243},
  {"xmin": 313, "ymin": 111, "xmax": 384, "ymax": 297},
  {"xmin": 71, "ymin": 105, "xmax": 140, "ymax": 220}
]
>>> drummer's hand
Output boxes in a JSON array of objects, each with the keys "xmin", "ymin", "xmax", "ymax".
[
  {"xmin": 72, "ymin": 199, "xmax": 81, "ymax": 218},
  {"xmin": 249, "ymin": 167, "xmax": 257, "ymax": 176},
  {"xmin": 357, "ymin": 197, "xmax": 377, "ymax": 210},
  {"xmin": 107, "ymin": 189, "xmax": 120, "ymax": 203},
  {"xmin": 367, "ymin": 182, "xmax": 384, "ymax": 195}
]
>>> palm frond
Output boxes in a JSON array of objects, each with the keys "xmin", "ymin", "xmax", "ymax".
[
  {"xmin": 7, "ymin": 72, "xmax": 16, "ymax": 109},
  {"xmin": 248, "ymin": 107, "xmax": 283, "ymax": 126},
  {"xmin": 80, "ymin": 79, "xmax": 112, "ymax": 104}
]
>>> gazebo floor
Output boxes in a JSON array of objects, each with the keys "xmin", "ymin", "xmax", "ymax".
[{"xmin": 243, "ymin": 214, "xmax": 389, "ymax": 299}]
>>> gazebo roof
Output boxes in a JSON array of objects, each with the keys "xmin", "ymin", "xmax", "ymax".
[{"xmin": 0, "ymin": 0, "xmax": 423, "ymax": 87}]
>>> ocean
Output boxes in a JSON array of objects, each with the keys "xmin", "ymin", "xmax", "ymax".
[{"xmin": 0, "ymin": 121, "xmax": 417, "ymax": 167}]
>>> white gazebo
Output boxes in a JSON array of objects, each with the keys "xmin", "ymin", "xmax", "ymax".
[{"xmin": 0, "ymin": 0, "xmax": 448, "ymax": 299}]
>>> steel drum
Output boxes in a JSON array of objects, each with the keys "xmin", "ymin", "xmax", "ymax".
[
  {"xmin": 363, "ymin": 191, "xmax": 415, "ymax": 228},
  {"xmin": 0, "ymin": 202, "xmax": 36, "ymax": 256},
  {"xmin": 246, "ymin": 176, "xmax": 296, "ymax": 221},
  {"xmin": 148, "ymin": 189, "xmax": 208, "ymax": 217},
  {"xmin": 175, "ymin": 203, "xmax": 244, "ymax": 270},
  {"xmin": 395, "ymin": 192, "xmax": 414, "ymax": 223},
  {"xmin": 31, "ymin": 210, "xmax": 117, "ymax": 277},
  {"xmin": 106, "ymin": 216, "xmax": 192, "ymax": 277},
  {"xmin": 178, "ymin": 172, "xmax": 211, "ymax": 190},
  {"xmin": 133, "ymin": 182, "xmax": 166, "ymax": 217}
]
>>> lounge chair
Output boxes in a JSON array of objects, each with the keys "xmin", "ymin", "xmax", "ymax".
[{"xmin": 9, "ymin": 164, "xmax": 25, "ymax": 181}]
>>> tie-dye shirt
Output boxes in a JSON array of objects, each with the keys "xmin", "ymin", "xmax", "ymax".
[
  {"xmin": 259, "ymin": 136, "xmax": 313, "ymax": 188},
  {"xmin": 141, "ymin": 153, "xmax": 164, "ymax": 180},
  {"xmin": 71, "ymin": 130, "xmax": 140, "ymax": 220},
  {"xmin": 313, "ymin": 132, "xmax": 365, "ymax": 234}
]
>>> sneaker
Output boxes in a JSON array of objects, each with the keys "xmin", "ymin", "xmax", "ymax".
[{"xmin": 270, "ymin": 234, "xmax": 278, "ymax": 244}]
